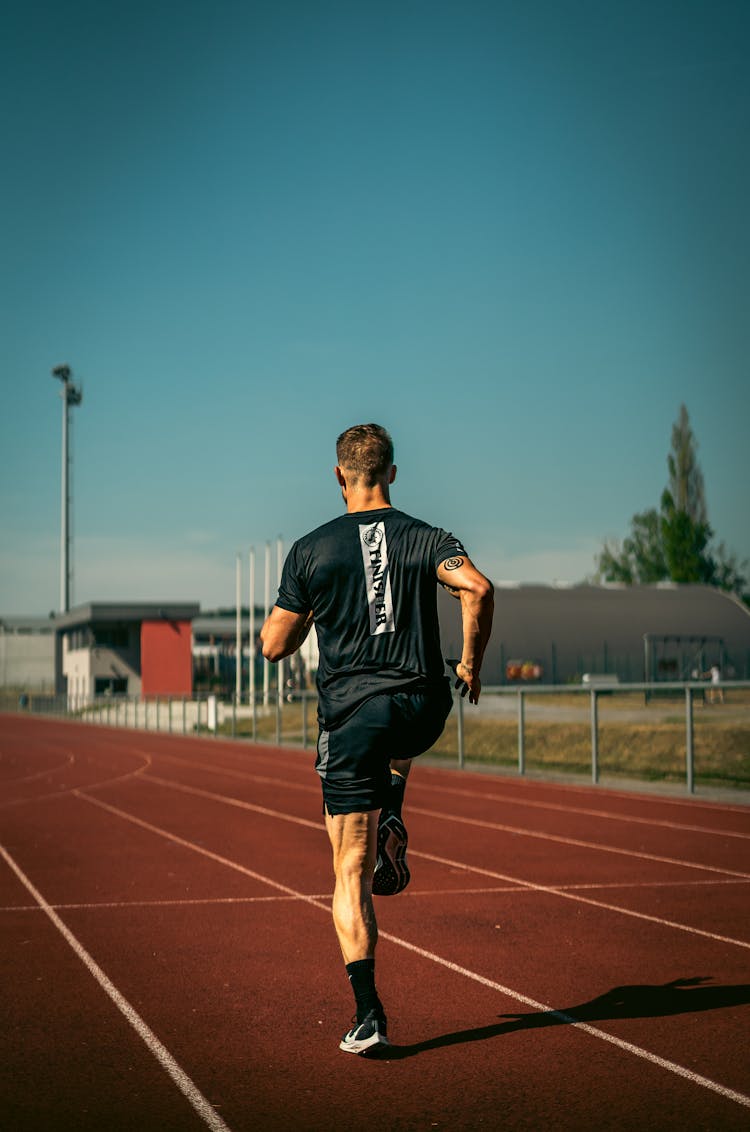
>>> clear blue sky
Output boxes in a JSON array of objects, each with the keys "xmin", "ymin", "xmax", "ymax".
[{"xmin": 2, "ymin": 0, "xmax": 748, "ymax": 615}]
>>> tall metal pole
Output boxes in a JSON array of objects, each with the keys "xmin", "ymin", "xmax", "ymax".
[
  {"xmin": 263, "ymin": 542, "xmax": 271, "ymax": 707},
  {"xmin": 276, "ymin": 536, "xmax": 284, "ymax": 710},
  {"xmin": 235, "ymin": 553, "xmax": 242, "ymax": 703},
  {"xmin": 52, "ymin": 365, "xmax": 82, "ymax": 613},
  {"xmin": 249, "ymin": 547, "xmax": 256, "ymax": 708},
  {"xmin": 60, "ymin": 389, "xmax": 68, "ymax": 611}
]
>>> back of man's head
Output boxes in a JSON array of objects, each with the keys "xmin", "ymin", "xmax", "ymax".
[{"xmin": 336, "ymin": 423, "xmax": 394, "ymax": 486}]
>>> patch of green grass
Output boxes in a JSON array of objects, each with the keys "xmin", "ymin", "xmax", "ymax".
[
  {"xmin": 432, "ymin": 716, "xmax": 750, "ymax": 788},
  {"xmin": 217, "ymin": 698, "xmax": 750, "ymax": 790}
]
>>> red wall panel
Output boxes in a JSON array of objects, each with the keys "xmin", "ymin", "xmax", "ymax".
[{"xmin": 140, "ymin": 620, "xmax": 193, "ymax": 698}]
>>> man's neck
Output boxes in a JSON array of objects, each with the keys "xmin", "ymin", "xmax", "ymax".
[{"xmin": 344, "ymin": 486, "xmax": 392, "ymax": 514}]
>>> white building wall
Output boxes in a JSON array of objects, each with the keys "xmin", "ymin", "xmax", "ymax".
[
  {"xmin": 0, "ymin": 625, "xmax": 56, "ymax": 689},
  {"xmin": 63, "ymin": 640, "xmax": 142, "ymax": 705}
]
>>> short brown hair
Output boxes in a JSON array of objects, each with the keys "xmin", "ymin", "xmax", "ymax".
[{"xmin": 336, "ymin": 423, "xmax": 394, "ymax": 485}]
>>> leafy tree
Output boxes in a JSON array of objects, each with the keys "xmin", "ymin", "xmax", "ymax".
[
  {"xmin": 598, "ymin": 509, "xmax": 667, "ymax": 584},
  {"xmin": 659, "ymin": 489, "xmax": 714, "ymax": 584},
  {"xmin": 596, "ymin": 406, "xmax": 747, "ymax": 596}
]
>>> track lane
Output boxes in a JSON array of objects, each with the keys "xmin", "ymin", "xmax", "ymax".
[{"xmin": 3, "ymin": 716, "xmax": 750, "ymax": 1130}]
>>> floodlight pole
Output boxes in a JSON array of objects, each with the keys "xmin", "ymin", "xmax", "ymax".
[{"xmin": 52, "ymin": 365, "xmax": 83, "ymax": 613}]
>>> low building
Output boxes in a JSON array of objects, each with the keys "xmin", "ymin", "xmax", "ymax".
[
  {"xmin": 438, "ymin": 583, "xmax": 750, "ymax": 685},
  {"xmin": 54, "ymin": 602, "xmax": 200, "ymax": 703},
  {"xmin": 0, "ymin": 616, "xmax": 56, "ymax": 690}
]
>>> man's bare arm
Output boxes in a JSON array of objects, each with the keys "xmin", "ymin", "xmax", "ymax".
[
  {"xmin": 260, "ymin": 607, "xmax": 314, "ymax": 662},
  {"xmin": 437, "ymin": 555, "xmax": 494, "ymax": 704}
]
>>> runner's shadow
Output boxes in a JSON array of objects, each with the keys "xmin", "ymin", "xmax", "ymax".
[{"xmin": 383, "ymin": 977, "xmax": 750, "ymax": 1060}]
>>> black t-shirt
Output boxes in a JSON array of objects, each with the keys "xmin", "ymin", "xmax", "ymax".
[{"xmin": 276, "ymin": 507, "xmax": 466, "ymax": 728}]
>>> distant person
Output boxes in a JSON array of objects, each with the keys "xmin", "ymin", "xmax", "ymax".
[
  {"xmin": 261, "ymin": 423, "xmax": 494, "ymax": 1055},
  {"xmin": 707, "ymin": 664, "xmax": 724, "ymax": 704}
]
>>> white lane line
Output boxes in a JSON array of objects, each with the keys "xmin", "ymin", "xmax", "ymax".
[
  {"xmin": 139, "ymin": 747, "xmax": 750, "ymax": 843},
  {"xmin": 0, "ymin": 750, "xmax": 154, "ymax": 811},
  {"xmin": 409, "ymin": 848, "xmax": 750, "ymax": 950},
  {"xmin": 407, "ymin": 805, "xmax": 750, "ymax": 880},
  {"xmin": 3, "ymin": 876, "xmax": 748, "ymax": 915},
  {"xmin": 383, "ymin": 933, "xmax": 750, "ymax": 1110},
  {"xmin": 414, "ymin": 781, "xmax": 750, "ymax": 840},
  {"xmin": 76, "ymin": 792, "xmax": 329, "ymax": 907},
  {"xmin": 424, "ymin": 768, "xmax": 750, "ymax": 815},
  {"xmin": 72, "ymin": 792, "xmax": 750, "ymax": 1110},
  {"xmin": 97, "ymin": 773, "xmax": 750, "ymax": 948},
  {"xmin": 143, "ymin": 770, "xmax": 750, "ymax": 880},
  {"xmin": 138, "ymin": 734, "xmax": 750, "ymax": 817},
  {"xmin": 137, "ymin": 749, "xmax": 316, "ymax": 794},
  {"xmin": 144, "ymin": 773, "xmax": 322, "ymax": 829},
  {"xmin": 0, "ymin": 844, "xmax": 234, "ymax": 1132},
  {"xmin": 0, "ymin": 751, "xmax": 75, "ymax": 787}
]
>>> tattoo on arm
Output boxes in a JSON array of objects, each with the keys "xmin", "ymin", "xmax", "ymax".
[{"xmin": 443, "ymin": 557, "xmax": 464, "ymax": 571}]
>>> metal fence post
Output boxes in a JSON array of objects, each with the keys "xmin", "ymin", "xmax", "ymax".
[
  {"xmin": 457, "ymin": 691, "xmax": 465, "ymax": 768},
  {"xmin": 517, "ymin": 688, "xmax": 525, "ymax": 775},
  {"xmin": 591, "ymin": 688, "xmax": 599, "ymax": 784},
  {"xmin": 686, "ymin": 685, "xmax": 694, "ymax": 794},
  {"xmin": 276, "ymin": 695, "xmax": 282, "ymax": 746},
  {"xmin": 302, "ymin": 688, "xmax": 308, "ymax": 748}
]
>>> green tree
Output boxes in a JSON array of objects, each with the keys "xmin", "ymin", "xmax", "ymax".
[
  {"xmin": 598, "ymin": 509, "xmax": 667, "ymax": 584},
  {"xmin": 659, "ymin": 488, "xmax": 714, "ymax": 584},
  {"xmin": 596, "ymin": 406, "xmax": 747, "ymax": 596}
]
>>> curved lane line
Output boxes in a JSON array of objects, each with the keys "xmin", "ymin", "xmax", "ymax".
[{"xmin": 0, "ymin": 752, "xmax": 153, "ymax": 811}]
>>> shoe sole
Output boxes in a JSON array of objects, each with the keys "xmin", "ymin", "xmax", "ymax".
[
  {"xmin": 339, "ymin": 1031, "xmax": 391, "ymax": 1055},
  {"xmin": 337, "ymin": 1036, "xmax": 389, "ymax": 1050},
  {"xmin": 373, "ymin": 813, "xmax": 410, "ymax": 896}
]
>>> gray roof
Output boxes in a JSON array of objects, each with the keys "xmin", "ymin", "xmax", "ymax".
[
  {"xmin": 0, "ymin": 615, "xmax": 57, "ymax": 634},
  {"xmin": 54, "ymin": 602, "xmax": 201, "ymax": 630}
]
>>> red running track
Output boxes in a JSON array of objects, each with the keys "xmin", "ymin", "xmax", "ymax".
[{"xmin": 1, "ymin": 713, "xmax": 749, "ymax": 1131}]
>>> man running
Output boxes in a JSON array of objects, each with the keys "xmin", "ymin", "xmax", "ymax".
[{"xmin": 261, "ymin": 423, "xmax": 494, "ymax": 1055}]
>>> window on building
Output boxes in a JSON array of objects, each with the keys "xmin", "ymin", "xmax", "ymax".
[
  {"xmin": 93, "ymin": 626, "xmax": 130, "ymax": 648},
  {"xmin": 66, "ymin": 627, "xmax": 92, "ymax": 650},
  {"xmin": 94, "ymin": 677, "xmax": 129, "ymax": 696}
]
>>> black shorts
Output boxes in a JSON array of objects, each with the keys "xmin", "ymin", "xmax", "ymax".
[{"xmin": 315, "ymin": 681, "xmax": 453, "ymax": 816}]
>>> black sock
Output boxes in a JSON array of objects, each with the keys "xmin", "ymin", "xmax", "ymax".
[
  {"xmin": 387, "ymin": 772, "xmax": 406, "ymax": 818},
  {"xmin": 346, "ymin": 958, "xmax": 384, "ymax": 1021}
]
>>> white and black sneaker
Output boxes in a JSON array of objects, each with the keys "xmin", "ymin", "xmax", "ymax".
[
  {"xmin": 339, "ymin": 1010, "xmax": 390, "ymax": 1055},
  {"xmin": 373, "ymin": 812, "xmax": 410, "ymax": 896}
]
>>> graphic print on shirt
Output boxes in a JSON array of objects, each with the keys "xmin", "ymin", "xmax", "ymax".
[{"xmin": 359, "ymin": 521, "xmax": 395, "ymax": 635}]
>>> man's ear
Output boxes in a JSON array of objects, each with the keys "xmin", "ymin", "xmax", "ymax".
[
  {"xmin": 335, "ymin": 465, "xmax": 346, "ymax": 486},
  {"xmin": 389, "ymin": 464, "xmax": 397, "ymax": 484}
]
